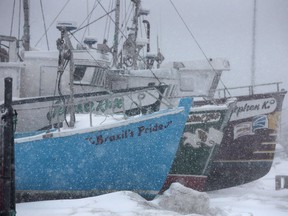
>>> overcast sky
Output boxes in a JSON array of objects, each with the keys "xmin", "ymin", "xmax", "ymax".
[{"xmin": 1, "ymin": 0, "xmax": 288, "ymax": 108}]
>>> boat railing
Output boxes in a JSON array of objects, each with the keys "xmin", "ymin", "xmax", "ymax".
[
  {"xmin": 7, "ymin": 85, "xmax": 169, "ymax": 133},
  {"xmin": 51, "ymin": 85, "xmax": 170, "ymax": 129},
  {"xmin": 216, "ymin": 82, "xmax": 283, "ymax": 98}
]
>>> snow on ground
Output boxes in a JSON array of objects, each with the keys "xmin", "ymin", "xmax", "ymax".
[
  {"xmin": 16, "ymin": 145, "xmax": 288, "ymax": 216},
  {"xmin": 208, "ymin": 145, "xmax": 288, "ymax": 216}
]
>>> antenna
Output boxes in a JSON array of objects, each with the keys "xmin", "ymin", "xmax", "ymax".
[
  {"xmin": 251, "ymin": 0, "xmax": 257, "ymax": 92},
  {"xmin": 56, "ymin": 21, "xmax": 77, "ymax": 32}
]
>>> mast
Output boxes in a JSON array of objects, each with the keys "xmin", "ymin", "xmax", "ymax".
[
  {"xmin": 142, "ymin": 20, "xmax": 150, "ymax": 52},
  {"xmin": 56, "ymin": 23, "xmax": 77, "ymax": 128},
  {"xmin": 23, "ymin": 0, "xmax": 30, "ymax": 51},
  {"xmin": 122, "ymin": 0, "xmax": 149, "ymax": 69},
  {"xmin": 112, "ymin": 0, "xmax": 120, "ymax": 68},
  {"xmin": 250, "ymin": 0, "xmax": 257, "ymax": 92},
  {"xmin": 131, "ymin": 0, "xmax": 141, "ymax": 69}
]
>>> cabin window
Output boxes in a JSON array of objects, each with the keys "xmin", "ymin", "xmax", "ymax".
[
  {"xmin": 180, "ymin": 74, "xmax": 194, "ymax": 91},
  {"xmin": 74, "ymin": 66, "xmax": 86, "ymax": 81}
]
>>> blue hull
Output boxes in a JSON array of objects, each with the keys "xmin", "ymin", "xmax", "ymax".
[{"xmin": 15, "ymin": 98, "xmax": 192, "ymax": 199}]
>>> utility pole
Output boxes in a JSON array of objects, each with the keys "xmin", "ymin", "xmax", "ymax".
[{"xmin": 250, "ymin": 0, "xmax": 257, "ymax": 94}]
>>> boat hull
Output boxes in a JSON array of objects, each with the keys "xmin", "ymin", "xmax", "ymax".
[
  {"xmin": 15, "ymin": 98, "xmax": 191, "ymax": 201},
  {"xmin": 161, "ymin": 102, "xmax": 233, "ymax": 192},
  {"xmin": 203, "ymin": 91, "xmax": 286, "ymax": 191}
]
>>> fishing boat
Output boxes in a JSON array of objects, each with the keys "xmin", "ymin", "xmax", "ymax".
[
  {"xmin": 0, "ymin": 1, "xmax": 226, "ymax": 199},
  {"xmin": 0, "ymin": 3, "xmax": 167, "ymax": 133},
  {"xmin": 202, "ymin": 0, "xmax": 287, "ymax": 190},
  {"xmin": 108, "ymin": 0, "xmax": 287, "ymax": 192},
  {"xmin": 61, "ymin": 1, "xmax": 287, "ymax": 193},
  {"xmin": 9, "ymin": 89, "xmax": 191, "ymax": 201},
  {"xmin": 160, "ymin": 98, "xmax": 236, "ymax": 192},
  {"xmin": 202, "ymin": 84, "xmax": 287, "ymax": 191},
  {"xmin": 114, "ymin": 0, "xmax": 287, "ymax": 191},
  {"xmin": 0, "ymin": 5, "xmax": 193, "ymax": 200},
  {"xmin": 0, "ymin": 3, "xmax": 192, "ymax": 201},
  {"xmin": 78, "ymin": 0, "xmax": 287, "ymax": 192},
  {"xmin": 3, "ymin": 0, "xmax": 284, "ymax": 193},
  {"xmin": 0, "ymin": 1, "xmax": 191, "ymax": 201},
  {"xmin": 100, "ymin": 0, "xmax": 239, "ymax": 193}
]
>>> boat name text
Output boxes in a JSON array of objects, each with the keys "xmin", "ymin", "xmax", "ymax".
[
  {"xmin": 47, "ymin": 98, "xmax": 123, "ymax": 120},
  {"xmin": 186, "ymin": 112, "xmax": 221, "ymax": 124},
  {"xmin": 231, "ymin": 98, "xmax": 277, "ymax": 121},
  {"xmin": 85, "ymin": 121, "xmax": 173, "ymax": 145}
]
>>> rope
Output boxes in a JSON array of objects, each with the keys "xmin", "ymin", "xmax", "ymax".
[
  {"xmin": 71, "ymin": 9, "xmax": 115, "ymax": 35},
  {"xmin": 40, "ymin": 0, "xmax": 50, "ymax": 50},
  {"xmin": 47, "ymin": 72, "xmax": 61, "ymax": 127},
  {"xmin": 169, "ymin": 0, "xmax": 231, "ymax": 97},
  {"xmin": 103, "ymin": 0, "xmax": 113, "ymax": 41},
  {"xmin": 69, "ymin": 33, "xmax": 105, "ymax": 69},
  {"xmin": 106, "ymin": 1, "xmax": 113, "ymax": 41},
  {"xmin": 80, "ymin": 0, "xmax": 101, "ymax": 43},
  {"xmin": 34, "ymin": 0, "xmax": 71, "ymax": 47},
  {"xmin": 9, "ymin": 0, "xmax": 16, "ymax": 36},
  {"xmin": 118, "ymin": 1, "xmax": 133, "ymax": 47}
]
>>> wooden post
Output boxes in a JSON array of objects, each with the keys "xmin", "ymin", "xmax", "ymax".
[
  {"xmin": 0, "ymin": 95, "xmax": 3, "ymax": 213},
  {"xmin": 0, "ymin": 77, "xmax": 16, "ymax": 216},
  {"xmin": 275, "ymin": 175, "xmax": 288, "ymax": 190},
  {"xmin": 275, "ymin": 176, "xmax": 281, "ymax": 190}
]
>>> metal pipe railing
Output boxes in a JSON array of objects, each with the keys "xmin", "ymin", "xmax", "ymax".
[
  {"xmin": 217, "ymin": 82, "xmax": 283, "ymax": 98},
  {"xmin": 11, "ymin": 85, "xmax": 168, "ymax": 133}
]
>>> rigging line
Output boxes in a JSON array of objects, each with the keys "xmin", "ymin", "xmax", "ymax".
[
  {"xmin": 57, "ymin": 68, "xmax": 69, "ymax": 127},
  {"xmin": 69, "ymin": 33, "xmax": 106, "ymax": 69},
  {"xmin": 123, "ymin": 0, "xmax": 127, "ymax": 30},
  {"xmin": 169, "ymin": 0, "xmax": 231, "ymax": 97},
  {"xmin": 97, "ymin": 0, "xmax": 132, "ymax": 44},
  {"xmin": 10, "ymin": 0, "xmax": 16, "ymax": 36},
  {"xmin": 106, "ymin": 1, "xmax": 114, "ymax": 41},
  {"xmin": 40, "ymin": 0, "xmax": 50, "ymax": 50},
  {"xmin": 72, "ymin": 9, "xmax": 115, "ymax": 35},
  {"xmin": 17, "ymin": 0, "xmax": 21, "ymax": 40},
  {"xmin": 103, "ymin": 0, "xmax": 113, "ymax": 40},
  {"xmin": 80, "ymin": 0, "xmax": 101, "ymax": 42},
  {"xmin": 34, "ymin": 0, "xmax": 71, "ymax": 47},
  {"xmin": 118, "ymin": 0, "xmax": 132, "ymax": 45},
  {"xmin": 169, "ymin": 1, "xmax": 209, "ymax": 62},
  {"xmin": 48, "ymin": 72, "xmax": 61, "ymax": 127},
  {"xmin": 120, "ymin": 0, "xmax": 128, "ymax": 42},
  {"xmin": 96, "ymin": 0, "xmax": 163, "ymax": 85},
  {"xmin": 86, "ymin": 0, "xmax": 91, "ymax": 36},
  {"xmin": 118, "ymin": 2, "xmax": 133, "ymax": 46}
]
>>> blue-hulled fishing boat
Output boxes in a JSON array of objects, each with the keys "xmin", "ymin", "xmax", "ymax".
[{"xmin": 14, "ymin": 97, "xmax": 192, "ymax": 201}]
